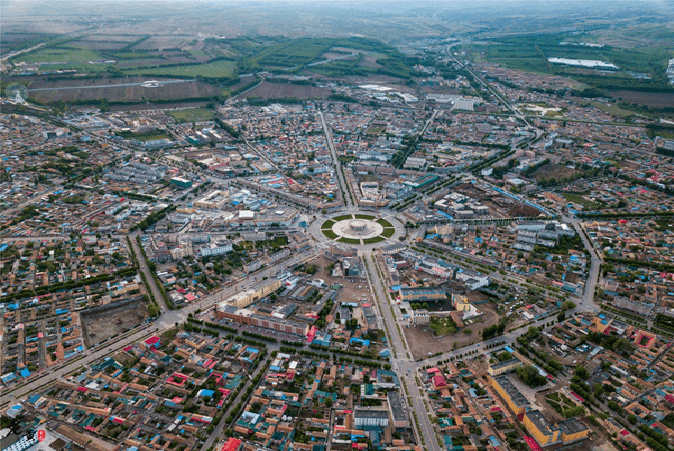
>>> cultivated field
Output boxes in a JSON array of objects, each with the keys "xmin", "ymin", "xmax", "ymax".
[
  {"xmin": 167, "ymin": 108, "xmax": 215, "ymax": 122},
  {"xmin": 0, "ymin": 32, "xmax": 54, "ymax": 56},
  {"xmin": 610, "ymin": 90, "xmax": 674, "ymax": 109},
  {"xmin": 242, "ymin": 81, "xmax": 328, "ymax": 100},
  {"xmin": 124, "ymin": 59, "xmax": 237, "ymax": 78},
  {"xmin": 14, "ymin": 46, "xmax": 101, "ymax": 64},
  {"xmin": 27, "ymin": 77, "xmax": 220, "ymax": 104}
]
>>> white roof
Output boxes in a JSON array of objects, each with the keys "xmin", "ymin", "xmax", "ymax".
[{"xmin": 239, "ymin": 210, "xmax": 254, "ymax": 219}]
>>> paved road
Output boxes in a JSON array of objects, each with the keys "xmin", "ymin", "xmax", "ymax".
[
  {"xmin": 307, "ymin": 53, "xmax": 358, "ymax": 67},
  {"xmin": 200, "ymin": 357, "xmax": 268, "ymax": 451},
  {"xmin": 447, "ymin": 42, "xmax": 533, "ymax": 129},
  {"xmin": 1, "ymin": 240, "xmax": 321, "ymax": 406},
  {"xmin": 318, "ymin": 111, "xmax": 353, "ymax": 208},
  {"xmin": 243, "ymin": 137, "xmax": 279, "ymax": 171},
  {"xmin": 566, "ymin": 216, "xmax": 602, "ymax": 313},
  {"xmin": 130, "ymin": 237, "xmax": 169, "ymax": 312},
  {"xmin": 28, "ymin": 79, "xmax": 196, "ymax": 92},
  {"xmin": 363, "ymin": 252, "xmax": 440, "ymax": 451},
  {"xmin": 0, "ymin": 43, "xmax": 47, "ymax": 72},
  {"xmin": 420, "ymin": 109, "xmax": 439, "ymax": 136}
]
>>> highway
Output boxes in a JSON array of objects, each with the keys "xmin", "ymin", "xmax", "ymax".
[{"xmin": 446, "ymin": 42, "xmax": 534, "ymax": 129}]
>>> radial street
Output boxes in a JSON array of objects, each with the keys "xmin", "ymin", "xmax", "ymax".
[{"xmin": 363, "ymin": 252, "xmax": 441, "ymax": 451}]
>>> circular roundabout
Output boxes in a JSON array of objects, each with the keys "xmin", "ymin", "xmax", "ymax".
[{"xmin": 316, "ymin": 212, "xmax": 403, "ymax": 247}]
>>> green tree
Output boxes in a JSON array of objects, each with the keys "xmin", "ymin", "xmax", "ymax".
[
  {"xmin": 516, "ymin": 365, "xmax": 547, "ymax": 388},
  {"xmin": 574, "ymin": 365, "xmax": 589, "ymax": 380}
]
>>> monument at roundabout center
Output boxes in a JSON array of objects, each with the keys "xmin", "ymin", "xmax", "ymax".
[
  {"xmin": 332, "ymin": 217, "xmax": 383, "ymax": 240},
  {"xmin": 317, "ymin": 213, "xmax": 400, "ymax": 246}
]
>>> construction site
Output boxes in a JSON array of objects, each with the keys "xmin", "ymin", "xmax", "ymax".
[{"xmin": 80, "ymin": 298, "xmax": 149, "ymax": 348}]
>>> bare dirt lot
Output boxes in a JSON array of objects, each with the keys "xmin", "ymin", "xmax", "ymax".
[
  {"xmin": 403, "ymin": 296, "xmax": 500, "ymax": 361},
  {"xmin": 311, "ymin": 255, "xmax": 374, "ymax": 305},
  {"xmin": 476, "ymin": 63, "xmax": 586, "ymax": 90},
  {"xmin": 27, "ymin": 77, "xmax": 220, "ymax": 104},
  {"xmin": 81, "ymin": 300, "xmax": 148, "ymax": 347},
  {"xmin": 242, "ymin": 81, "xmax": 328, "ymax": 100},
  {"xmin": 610, "ymin": 90, "xmax": 674, "ymax": 109},
  {"xmin": 531, "ymin": 164, "xmax": 579, "ymax": 181}
]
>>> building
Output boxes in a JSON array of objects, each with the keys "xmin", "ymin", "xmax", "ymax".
[
  {"xmin": 399, "ymin": 287, "xmax": 446, "ymax": 302},
  {"xmin": 198, "ymin": 240, "xmax": 233, "ymax": 257},
  {"xmin": 412, "ymin": 309, "xmax": 430, "ymax": 325},
  {"xmin": 195, "ymin": 190, "xmax": 229, "ymax": 209},
  {"xmin": 634, "ymin": 330, "xmax": 657, "ymax": 349},
  {"xmin": 354, "ymin": 408, "xmax": 389, "ymax": 428},
  {"xmin": 452, "ymin": 294, "xmax": 472, "ymax": 311},
  {"xmin": 403, "ymin": 157, "xmax": 427, "ymax": 170},
  {"xmin": 455, "ymin": 268, "xmax": 489, "ymax": 289},
  {"xmin": 2, "ymin": 433, "xmax": 39, "ymax": 451},
  {"xmin": 451, "ymin": 294, "xmax": 483, "ymax": 319},
  {"xmin": 342, "ymin": 258, "xmax": 360, "ymax": 277},
  {"xmin": 170, "ymin": 177, "xmax": 193, "ymax": 189},
  {"xmin": 152, "ymin": 239, "xmax": 171, "ymax": 263},
  {"xmin": 490, "ymin": 375, "xmax": 529, "ymax": 416},
  {"xmin": 220, "ymin": 438, "xmax": 242, "ymax": 451},
  {"xmin": 217, "ymin": 305, "xmax": 308, "ymax": 336},
  {"xmin": 219, "ymin": 280, "xmax": 282, "ymax": 308},
  {"xmin": 362, "ymin": 304, "xmax": 379, "ymax": 331},
  {"xmin": 244, "ymin": 260, "xmax": 262, "ymax": 273},
  {"xmin": 387, "ymin": 391, "xmax": 409, "ymax": 428},
  {"xmin": 523, "ymin": 410, "xmax": 589, "ymax": 447},
  {"xmin": 487, "ymin": 357, "xmax": 523, "ymax": 376}
]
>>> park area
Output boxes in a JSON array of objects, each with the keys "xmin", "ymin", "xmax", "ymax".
[{"xmin": 545, "ymin": 392, "xmax": 585, "ymax": 418}]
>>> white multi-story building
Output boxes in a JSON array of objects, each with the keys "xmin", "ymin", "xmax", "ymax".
[
  {"xmin": 455, "ymin": 268, "xmax": 489, "ymax": 290},
  {"xmin": 198, "ymin": 240, "xmax": 232, "ymax": 257},
  {"xmin": 412, "ymin": 309, "xmax": 429, "ymax": 325},
  {"xmin": 354, "ymin": 409, "xmax": 389, "ymax": 427}
]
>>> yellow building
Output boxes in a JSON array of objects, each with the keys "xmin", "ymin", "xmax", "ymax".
[
  {"xmin": 558, "ymin": 418, "xmax": 590, "ymax": 443},
  {"xmin": 523, "ymin": 410, "xmax": 559, "ymax": 446},
  {"xmin": 489, "ymin": 375, "xmax": 529, "ymax": 416},
  {"xmin": 452, "ymin": 294, "xmax": 472, "ymax": 312},
  {"xmin": 524, "ymin": 410, "xmax": 589, "ymax": 447},
  {"xmin": 487, "ymin": 358, "xmax": 523, "ymax": 376},
  {"xmin": 399, "ymin": 287, "xmax": 446, "ymax": 302},
  {"xmin": 225, "ymin": 280, "xmax": 281, "ymax": 308}
]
